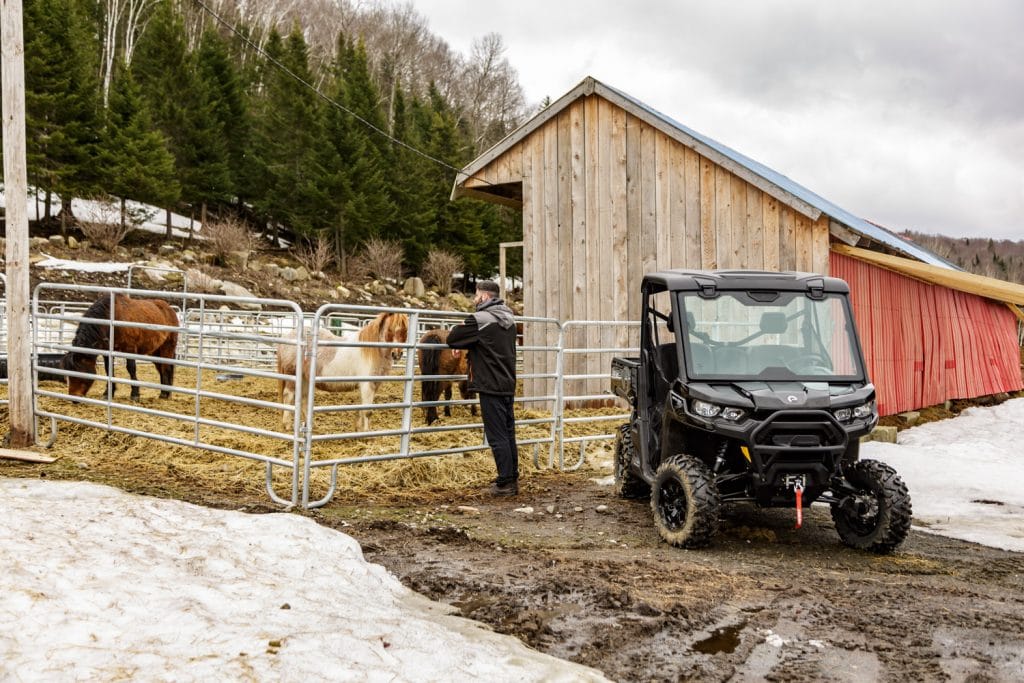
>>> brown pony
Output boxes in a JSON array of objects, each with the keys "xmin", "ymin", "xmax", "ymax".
[
  {"xmin": 418, "ymin": 328, "xmax": 475, "ymax": 425},
  {"xmin": 60, "ymin": 294, "xmax": 179, "ymax": 400},
  {"xmin": 276, "ymin": 311, "xmax": 409, "ymax": 432}
]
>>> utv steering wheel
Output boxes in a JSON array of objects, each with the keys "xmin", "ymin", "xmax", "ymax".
[{"xmin": 786, "ymin": 353, "xmax": 833, "ymax": 375}]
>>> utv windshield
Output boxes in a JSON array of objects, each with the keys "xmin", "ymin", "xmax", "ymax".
[{"xmin": 680, "ymin": 291, "xmax": 864, "ymax": 381}]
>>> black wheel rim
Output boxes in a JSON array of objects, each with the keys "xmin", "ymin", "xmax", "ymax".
[
  {"xmin": 845, "ymin": 490, "xmax": 882, "ymax": 535},
  {"xmin": 658, "ymin": 479, "xmax": 688, "ymax": 530}
]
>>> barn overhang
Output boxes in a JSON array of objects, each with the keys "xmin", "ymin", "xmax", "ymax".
[{"xmin": 832, "ymin": 243, "xmax": 1024, "ymax": 321}]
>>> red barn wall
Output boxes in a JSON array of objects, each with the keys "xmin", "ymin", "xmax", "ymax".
[{"xmin": 831, "ymin": 252, "xmax": 1023, "ymax": 416}]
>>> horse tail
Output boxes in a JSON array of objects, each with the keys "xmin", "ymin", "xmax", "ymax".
[{"xmin": 419, "ymin": 330, "xmax": 447, "ymax": 417}]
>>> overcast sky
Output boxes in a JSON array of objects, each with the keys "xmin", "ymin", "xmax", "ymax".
[{"xmin": 414, "ymin": 0, "xmax": 1023, "ymax": 241}]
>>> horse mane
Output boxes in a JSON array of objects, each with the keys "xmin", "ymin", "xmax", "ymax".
[
  {"xmin": 71, "ymin": 295, "xmax": 118, "ymax": 351},
  {"xmin": 358, "ymin": 312, "xmax": 389, "ymax": 342}
]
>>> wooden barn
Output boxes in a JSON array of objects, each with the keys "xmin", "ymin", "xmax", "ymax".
[{"xmin": 452, "ymin": 76, "xmax": 1024, "ymax": 415}]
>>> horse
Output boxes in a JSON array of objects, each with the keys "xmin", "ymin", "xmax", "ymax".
[
  {"xmin": 276, "ymin": 311, "xmax": 409, "ymax": 432},
  {"xmin": 418, "ymin": 328, "xmax": 475, "ymax": 425},
  {"xmin": 60, "ymin": 294, "xmax": 179, "ymax": 400}
]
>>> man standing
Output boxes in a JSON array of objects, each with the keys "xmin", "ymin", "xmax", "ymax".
[{"xmin": 446, "ymin": 280, "xmax": 520, "ymax": 496}]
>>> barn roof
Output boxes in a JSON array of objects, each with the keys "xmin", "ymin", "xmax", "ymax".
[{"xmin": 453, "ymin": 76, "xmax": 956, "ymax": 269}]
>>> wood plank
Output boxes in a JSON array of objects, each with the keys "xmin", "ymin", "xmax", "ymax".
[
  {"xmin": 794, "ymin": 213, "xmax": 812, "ymax": 272},
  {"xmin": 683, "ymin": 147, "xmax": 701, "ymax": 268},
  {"xmin": 611, "ymin": 104, "xmax": 629, "ymax": 359},
  {"xmin": 715, "ymin": 166, "xmax": 732, "ymax": 268},
  {"xmin": 746, "ymin": 185, "xmax": 764, "ymax": 270},
  {"xmin": 779, "ymin": 206, "xmax": 796, "ymax": 271},
  {"xmin": 543, "ymin": 118, "xmax": 558, "ymax": 398},
  {"xmin": 568, "ymin": 100, "xmax": 587, "ymax": 387},
  {"xmin": 0, "ymin": 448, "xmax": 57, "ymax": 463},
  {"xmin": 626, "ymin": 109, "xmax": 641, "ymax": 320},
  {"xmin": 598, "ymin": 99, "xmax": 613, "ymax": 326},
  {"xmin": 731, "ymin": 174, "xmax": 747, "ymax": 268},
  {"xmin": 655, "ymin": 130, "xmax": 672, "ymax": 268},
  {"xmin": 584, "ymin": 95, "xmax": 600, "ymax": 396},
  {"xmin": 669, "ymin": 139, "xmax": 685, "ymax": 269},
  {"xmin": 699, "ymin": 156, "xmax": 716, "ymax": 268},
  {"xmin": 557, "ymin": 110, "xmax": 573, "ymax": 329},
  {"xmin": 521, "ymin": 129, "xmax": 537, "ymax": 398},
  {"xmin": 640, "ymin": 121, "xmax": 657, "ymax": 277},
  {"xmin": 812, "ymin": 215, "xmax": 830, "ymax": 274},
  {"xmin": 762, "ymin": 195, "xmax": 780, "ymax": 270}
]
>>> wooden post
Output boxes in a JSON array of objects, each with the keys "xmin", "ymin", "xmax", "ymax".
[
  {"xmin": 498, "ymin": 241, "xmax": 523, "ymax": 300},
  {"xmin": 2, "ymin": 0, "xmax": 36, "ymax": 446}
]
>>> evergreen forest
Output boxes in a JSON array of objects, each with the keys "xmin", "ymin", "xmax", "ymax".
[{"xmin": 6, "ymin": 0, "xmax": 530, "ymax": 280}]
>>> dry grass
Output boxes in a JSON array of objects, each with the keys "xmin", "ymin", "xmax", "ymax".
[{"xmin": 1, "ymin": 365, "xmax": 622, "ymax": 506}]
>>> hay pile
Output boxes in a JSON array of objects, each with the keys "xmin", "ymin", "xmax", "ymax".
[{"xmin": 1, "ymin": 364, "xmax": 624, "ymax": 505}]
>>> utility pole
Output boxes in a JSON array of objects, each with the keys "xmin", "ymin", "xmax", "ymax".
[{"xmin": 2, "ymin": 0, "xmax": 36, "ymax": 446}]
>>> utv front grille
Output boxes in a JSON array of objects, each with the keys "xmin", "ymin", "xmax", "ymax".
[{"xmin": 751, "ymin": 410, "xmax": 846, "ymax": 449}]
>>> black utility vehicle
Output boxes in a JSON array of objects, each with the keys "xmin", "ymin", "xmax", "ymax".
[{"xmin": 611, "ymin": 270, "xmax": 911, "ymax": 553}]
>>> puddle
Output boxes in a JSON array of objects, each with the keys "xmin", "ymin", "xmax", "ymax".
[{"xmin": 691, "ymin": 620, "xmax": 746, "ymax": 654}]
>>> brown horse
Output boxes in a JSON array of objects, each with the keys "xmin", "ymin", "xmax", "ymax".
[
  {"xmin": 60, "ymin": 294, "xmax": 179, "ymax": 400},
  {"xmin": 418, "ymin": 328, "xmax": 475, "ymax": 425},
  {"xmin": 276, "ymin": 311, "xmax": 409, "ymax": 432}
]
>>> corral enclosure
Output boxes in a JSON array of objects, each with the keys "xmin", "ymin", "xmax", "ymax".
[{"xmin": 1, "ymin": 284, "xmax": 632, "ymax": 508}]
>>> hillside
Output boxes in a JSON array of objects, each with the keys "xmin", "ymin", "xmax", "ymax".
[
  {"xmin": 7, "ymin": 227, "xmax": 520, "ymax": 315},
  {"xmin": 900, "ymin": 230, "xmax": 1024, "ymax": 284}
]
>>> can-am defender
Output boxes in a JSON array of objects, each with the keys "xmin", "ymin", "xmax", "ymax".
[{"xmin": 611, "ymin": 270, "xmax": 911, "ymax": 553}]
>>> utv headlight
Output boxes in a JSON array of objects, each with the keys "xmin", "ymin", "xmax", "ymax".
[
  {"xmin": 692, "ymin": 400, "xmax": 745, "ymax": 421},
  {"xmin": 834, "ymin": 407, "xmax": 852, "ymax": 422},
  {"xmin": 692, "ymin": 400, "xmax": 720, "ymax": 418},
  {"xmin": 853, "ymin": 400, "xmax": 876, "ymax": 419}
]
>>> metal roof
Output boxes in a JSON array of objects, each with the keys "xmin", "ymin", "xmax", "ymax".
[{"xmin": 455, "ymin": 76, "xmax": 957, "ymax": 270}]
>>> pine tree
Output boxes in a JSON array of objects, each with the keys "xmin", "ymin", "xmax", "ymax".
[
  {"xmin": 387, "ymin": 86, "xmax": 435, "ymax": 270},
  {"xmin": 23, "ymin": 0, "xmax": 102, "ymax": 228},
  {"xmin": 250, "ymin": 27, "xmax": 331, "ymax": 241},
  {"xmin": 323, "ymin": 35, "xmax": 397, "ymax": 269},
  {"xmin": 99, "ymin": 65, "xmax": 180, "ymax": 229}
]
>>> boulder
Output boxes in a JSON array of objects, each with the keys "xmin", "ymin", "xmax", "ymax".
[
  {"xmin": 366, "ymin": 280, "xmax": 388, "ymax": 296},
  {"xmin": 186, "ymin": 268, "xmax": 223, "ymax": 293},
  {"xmin": 447, "ymin": 292, "xmax": 472, "ymax": 310},
  {"xmin": 220, "ymin": 281, "xmax": 262, "ymax": 310},
  {"xmin": 898, "ymin": 410, "xmax": 920, "ymax": 427},
  {"xmin": 48, "ymin": 235, "xmax": 65, "ymax": 247},
  {"xmin": 30, "ymin": 237, "xmax": 50, "ymax": 249},
  {"xmin": 403, "ymin": 277, "xmax": 426, "ymax": 298},
  {"xmin": 861, "ymin": 425, "xmax": 898, "ymax": 444},
  {"xmin": 280, "ymin": 267, "xmax": 299, "ymax": 282},
  {"xmin": 335, "ymin": 284, "xmax": 351, "ymax": 299},
  {"xmin": 264, "ymin": 262, "xmax": 281, "ymax": 277},
  {"xmin": 159, "ymin": 244, "xmax": 178, "ymax": 256},
  {"xmin": 66, "ymin": 235, "xmax": 80, "ymax": 249}
]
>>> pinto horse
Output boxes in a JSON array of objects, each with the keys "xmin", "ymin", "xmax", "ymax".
[
  {"xmin": 61, "ymin": 294, "xmax": 179, "ymax": 400},
  {"xmin": 276, "ymin": 311, "xmax": 409, "ymax": 432},
  {"xmin": 418, "ymin": 328, "xmax": 475, "ymax": 425}
]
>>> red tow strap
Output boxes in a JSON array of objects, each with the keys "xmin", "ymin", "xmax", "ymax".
[{"xmin": 794, "ymin": 482, "xmax": 804, "ymax": 529}]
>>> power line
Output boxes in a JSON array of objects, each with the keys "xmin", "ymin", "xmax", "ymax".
[{"xmin": 192, "ymin": 0, "xmax": 490, "ymax": 186}]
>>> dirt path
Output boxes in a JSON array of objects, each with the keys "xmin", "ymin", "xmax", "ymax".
[{"xmin": 314, "ymin": 472, "xmax": 1024, "ymax": 682}]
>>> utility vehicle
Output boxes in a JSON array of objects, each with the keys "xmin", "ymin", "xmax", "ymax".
[{"xmin": 611, "ymin": 270, "xmax": 911, "ymax": 553}]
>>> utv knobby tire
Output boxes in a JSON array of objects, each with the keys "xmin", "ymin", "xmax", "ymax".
[
  {"xmin": 650, "ymin": 454, "xmax": 720, "ymax": 548},
  {"xmin": 614, "ymin": 424, "xmax": 650, "ymax": 499},
  {"xmin": 831, "ymin": 459, "xmax": 912, "ymax": 554}
]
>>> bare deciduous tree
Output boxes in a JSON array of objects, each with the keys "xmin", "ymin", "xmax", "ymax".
[
  {"xmin": 361, "ymin": 237, "xmax": 404, "ymax": 282},
  {"xmin": 203, "ymin": 214, "xmax": 253, "ymax": 264},
  {"xmin": 295, "ymin": 235, "xmax": 335, "ymax": 274},
  {"xmin": 79, "ymin": 197, "xmax": 134, "ymax": 253},
  {"xmin": 421, "ymin": 248, "xmax": 462, "ymax": 295}
]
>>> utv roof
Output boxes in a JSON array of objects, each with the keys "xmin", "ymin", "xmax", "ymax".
[{"xmin": 643, "ymin": 269, "xmax": 851, "ymax": 295}]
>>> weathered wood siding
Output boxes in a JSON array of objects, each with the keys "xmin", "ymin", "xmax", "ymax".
[{"xmin": 481, "ymin": 95, "xmax": 831, "ymax": 326}]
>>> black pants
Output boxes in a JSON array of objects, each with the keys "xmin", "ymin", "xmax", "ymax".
[{"xmin": 478, "ymin": 392, "xmax": 519, "ymax": 485}]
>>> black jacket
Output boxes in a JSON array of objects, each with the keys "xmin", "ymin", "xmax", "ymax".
[{"xmin": 446, "ymin": 298, "xmax": 517, "ymax": 395}]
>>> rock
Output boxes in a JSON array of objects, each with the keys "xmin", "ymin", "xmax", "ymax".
[
  {"xmin": 899, "ymin": 410, "xmax": 921, "ymax": 427},
  {"xmin": 294, "ymin": 266, "xmax": 310, "ymax": 282},
  {"xmin": 220, "ymin": 281, "xmax": 262, "ymax": 310},
  {"xmin": 280, "ymin": 267, "xmax": 299, "ymax": 282},
  {"xmin": 383, "ymin": 283, "xmax": 397, "ymax": 295},
  {"xmin": 48, "ymin": 234, "xmax": 65, "ymax": 247},
  {"xmin": 513, "ymin": 506, "xmax": 534, "ymax": 514},
  {"xmin": 159, "ymin": 244, "xmax": 178, "ymax": 256},
  {"xmin": 264, "ymin": 263, "xmax": 280, "ymax": 277},
  {"xmin": 455, "ymin": 505, "xmax": 480, "ymax": 515},
  {"xmin": 224, "ymin": 250, "xmax": 249, "ymax": 270},
  {"xmin": 186, "ymin": 268, "xmax": 223, "ymax": 293},
  {"xmin": 66, "ymin": 235, "xmax": 80, "ymax": 249},
  {"xmin": 403, "ymin": 277, "xmax": 426, "ymax": 297},
  {"xmin": 861, "ymin": 425, "xmax": 898, "ymax": 444},
  {"xmin": 131, "ymin": 247, "xmax": 147, "ymax": 258},
  {"xmin": 573, "ymin": 506, "xmax": 584, "ymax": 513},
  {"xmin": 335, "ymin": 284, "xmax": 351, "ymax": 299},
  {"xmin": 545, "ymin": 505, "xmax": 556, "ymax": 514},
  {"xmin": 596, "ymin": 505, "xmax": 609, "ymax": 513},
  {"xmin": 366, "ymin": 281, "xmax": 388, "ymax": 296},
  {"xmin": 30, "ymin": 236, "xmax": 50, "ymax": 249}
]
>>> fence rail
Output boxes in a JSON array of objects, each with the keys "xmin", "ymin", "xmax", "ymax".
[{"xmin": 12, "ymin": 284, "xmax": 636, "ymax": 508}]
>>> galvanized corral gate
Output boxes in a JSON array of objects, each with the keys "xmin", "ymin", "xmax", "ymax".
[{"xmin": 15, "ymin": 284, "xmax": 635, "ymax": 508}]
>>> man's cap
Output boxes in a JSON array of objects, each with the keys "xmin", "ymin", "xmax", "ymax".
[{"xmin": 476, "ymin": 280, "xmax": 500, "ymax": 296}]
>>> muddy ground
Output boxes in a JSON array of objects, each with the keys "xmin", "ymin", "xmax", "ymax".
[
  {"xmin": 3, "ymin": 370, "xmax": 1024, "ymax": 680},
  {"xmin": 9, "ymin": 452, "xmax": 1022, "ymax": 682}
]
